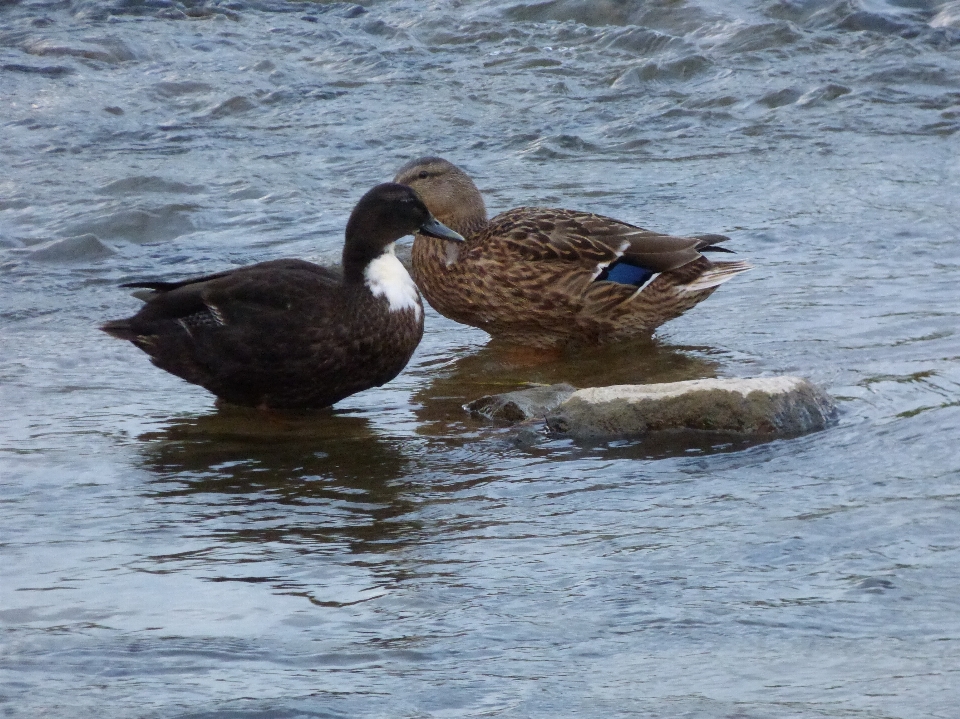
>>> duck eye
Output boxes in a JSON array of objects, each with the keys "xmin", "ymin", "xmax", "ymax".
[{"xmin": 418, "ymin": 171, "xmax": 429, "ymax": 180}]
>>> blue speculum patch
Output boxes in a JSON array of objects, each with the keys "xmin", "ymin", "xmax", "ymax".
[{"xmin": 597, "ymin": 261, "xmax": 655, "ymax": 287}]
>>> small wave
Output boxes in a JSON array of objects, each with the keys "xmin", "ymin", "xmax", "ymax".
[
  {"xmin": 150, "ymin": 80, "xmax": 215, "ymax": 98},
  {"xmin": 97, "ymin": 176, "xmax": 205, "ymax": 196},
  {"xmin": 863, "ymin": 64, "xmax": 959, "ymax": 87},
  {"xmin": 931, "ymin": 2, "xmax": 960, "ymax": 29},
  {"xmin": 595, "ymin": 26, "xmax": 690, "ymax": 55},
  {"xmin": 22, "ymin": 36, "xmax": 136, "ymax": 64},
  {"xmin": 611, "ymin": 54, "xmax": 712, "ymax": 87},
  {"xmin": 65, "ymin": 206, "xmax": 197, "ymax": 244},
  {"xmin": 205, "ymin": 95, "xmax": 257, "ymax": 118},
  {"xmin": 2, "ymin": 63, "xmax": 74, "ymax": 77},
  {"xmin": 518, "ymin": 133, "xmax": 601, "ymax": 159},
  {"xmin": 504, "ymin": 0, "xmax": 723, "ymax": 33},
  {"xmin": 757, "ymin": 87, "xmax": 803, "ymax": 109},
  {"xmin": 16, "ymin": 234, "xmax": 115, "ymax": 263},
  {"xmin": 719, "ymin": 22, "xmax": 802, "ymax": 53},
  {"xmin": 796, "ymin": 83, "xmax": 851, "ymax": 107},
  {"xmin": 505, "ymin": 0, "xmax": 647, "ymax": 27}
]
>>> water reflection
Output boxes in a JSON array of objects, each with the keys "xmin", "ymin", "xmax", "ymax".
[
  {"xmin": 413, "ymin": 336, "xmax": 723, "ymax": 432},
  {"xmin": 137, "ymin": 408, "xmax": 422, "ymax": 559}
]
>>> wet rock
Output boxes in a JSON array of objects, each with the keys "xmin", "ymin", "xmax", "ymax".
[
  {"xmin": 465, "ymin": 383, "xmax": 576, "ymax": 423},
  {"xmin": 544, "ymin": 377, "xmax": 836, "ymax": 440},
  {"xmin": 22, "ymin": 234, "xmax": 115, "ymax": 262}
]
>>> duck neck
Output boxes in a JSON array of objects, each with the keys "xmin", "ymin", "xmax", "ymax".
[
  {"xmin": 432, "ymin": 190, "xmax": 487, "ymax": 238},
  {"xmin": 449, "ymin": 213, "xmax": 488, "ymax": 237},
  {"xmin": 343, "ymin": 246, "xmax": 379, "ymax": 283},
  {"xmin": 342, "ymin": 212, "xmax": 391, "ymax": 283}
]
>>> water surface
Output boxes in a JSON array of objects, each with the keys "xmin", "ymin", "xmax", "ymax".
[{"xmin": 2, "ymin": 0, "xmax": 960, "ymax": 716}]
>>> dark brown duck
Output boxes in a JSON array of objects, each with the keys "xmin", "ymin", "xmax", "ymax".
[
  {"xmin": 394, "ymin": 157, "xmax": 751, "ymax": 348},
  {"xmin": 101, "ymin": 183, "xmax": 463, "ymax": 409}
]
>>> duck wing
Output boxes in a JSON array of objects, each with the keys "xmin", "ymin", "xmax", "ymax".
[
  {"xmin": 485, "ymin": 207, "xmax": 730, "ymax": 273},
  {"xmin": 120, "ymin": 260, "xmax": 341, "ymax": 321},
  {"xmin": 103, "ymin": 260, "xmax": 354, "ymax": 404},
  {"xmin": 121, "ymin": 259, "xmax": 335, "ymax": 293},
  {"xmin": 104, "ymin": 260, "xmax": 342, "ymax": 340}
]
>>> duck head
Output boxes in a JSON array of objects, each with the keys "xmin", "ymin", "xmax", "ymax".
[
  {"xmin": 343, "ymin": 182, "xmax": 463, "ymax": 282},
  {"xmin": 393, "ymin": 157, "xmax": 488, "ymax": 237}
]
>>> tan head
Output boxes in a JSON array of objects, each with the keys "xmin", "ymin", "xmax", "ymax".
[{"xmin": 393, "ymin": 157, "xmax": 487, "ymax": 236}]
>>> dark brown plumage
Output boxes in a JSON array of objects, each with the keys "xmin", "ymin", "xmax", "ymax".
[
  {"xmin": 101, "ymin": 183, "xmax": 463, "ymax": 409},
  {"xmin": 394, "ymin": 157, "xmax": 751, "ymax": 348}
]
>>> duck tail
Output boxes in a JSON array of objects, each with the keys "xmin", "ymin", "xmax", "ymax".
[
  {"xmin": 100, "ymin": 318, "xmax": 137, "ymax": 341},
  {"xmin": 693, "ymin": 233, "xmax": 735, "ymax": 251},
  {"xmin": 679, "ymin": 260, "xmax": 752, "ymax": 293}
]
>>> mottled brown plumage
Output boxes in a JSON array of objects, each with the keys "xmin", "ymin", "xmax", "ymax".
[
  {"xmin": 394, "ymin": 157, "xmax": 751, "ymax": 348},
  {"xmin": 101, "ymin": 183, "xmax": 463, "ymax": 409}
]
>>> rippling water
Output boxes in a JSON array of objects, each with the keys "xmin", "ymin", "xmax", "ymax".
[{"xmin": 2, "ymin": 0, "xmax": 960, "ymax": 716}]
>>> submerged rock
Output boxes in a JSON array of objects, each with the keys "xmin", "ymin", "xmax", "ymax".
[
  {"xmin": 465, "ymin": 383, "xmax": 575, "ymax": 423},
  {"xmin": 544, "ymin": 377, "xmax": 836, "ymax": 440}
]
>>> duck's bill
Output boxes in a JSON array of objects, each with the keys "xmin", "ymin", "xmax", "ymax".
[{"xmin": 418, "ymin": 216, "xmax": 465, "ymax": 242}]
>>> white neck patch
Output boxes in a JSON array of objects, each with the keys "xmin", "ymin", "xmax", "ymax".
[{"xmin": 364, "ymin": 244, "xmax": 422, "ymax": 318}]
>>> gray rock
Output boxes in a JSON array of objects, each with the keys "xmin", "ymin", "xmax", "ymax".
[
  {"xmin": 465, "ymin": 383, "xmax": 576, "ymax": 423},
  {"xmin": 544, "ymin": 376, "xmax": 836, "ymax": 440}
]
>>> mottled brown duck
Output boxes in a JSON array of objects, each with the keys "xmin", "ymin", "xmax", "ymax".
[
  {"xmin": 394, "ymin": 157, "xmax": 751, "ymax": 348},
  {"xmin": 101, "ymin": 183, "xmax": 464, "ymax": 409}
]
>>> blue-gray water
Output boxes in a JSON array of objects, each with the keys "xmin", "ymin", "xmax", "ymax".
[{"xmin": 2, "ymin": 1, "xmax": 960, "ymax": 717}]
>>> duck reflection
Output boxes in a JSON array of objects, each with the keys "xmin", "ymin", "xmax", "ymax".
[
  {"xmin": 137, "ymin": 408, "xmax": 421, "ymax": 558},
  {"xmin": 412, "ymin": 336, "xmax": 723, "ymax": 432}
]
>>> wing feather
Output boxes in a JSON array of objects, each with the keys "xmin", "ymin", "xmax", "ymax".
[{"xmin": 484, "ymin": 207, "xmax": 729, "ymax": 273}]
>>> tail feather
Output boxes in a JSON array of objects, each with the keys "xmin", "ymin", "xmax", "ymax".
[
  {"xmin": 129, "ymin": 288, "xmax": 160, "ymax": 302},
  {"xmin": 101, "ymin": 319, "xmax": 137, "ymax": 341},
  {"xmin": 692, "ymin": 233, "xmax": 732, "ymax": 249},
  {"xmin": 679, "ymin": 260, "xmax": 752, "ymax": 293},
  {"xmin": 120, "ymin": 281, "xmax": 176, "ymax": 291}
]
